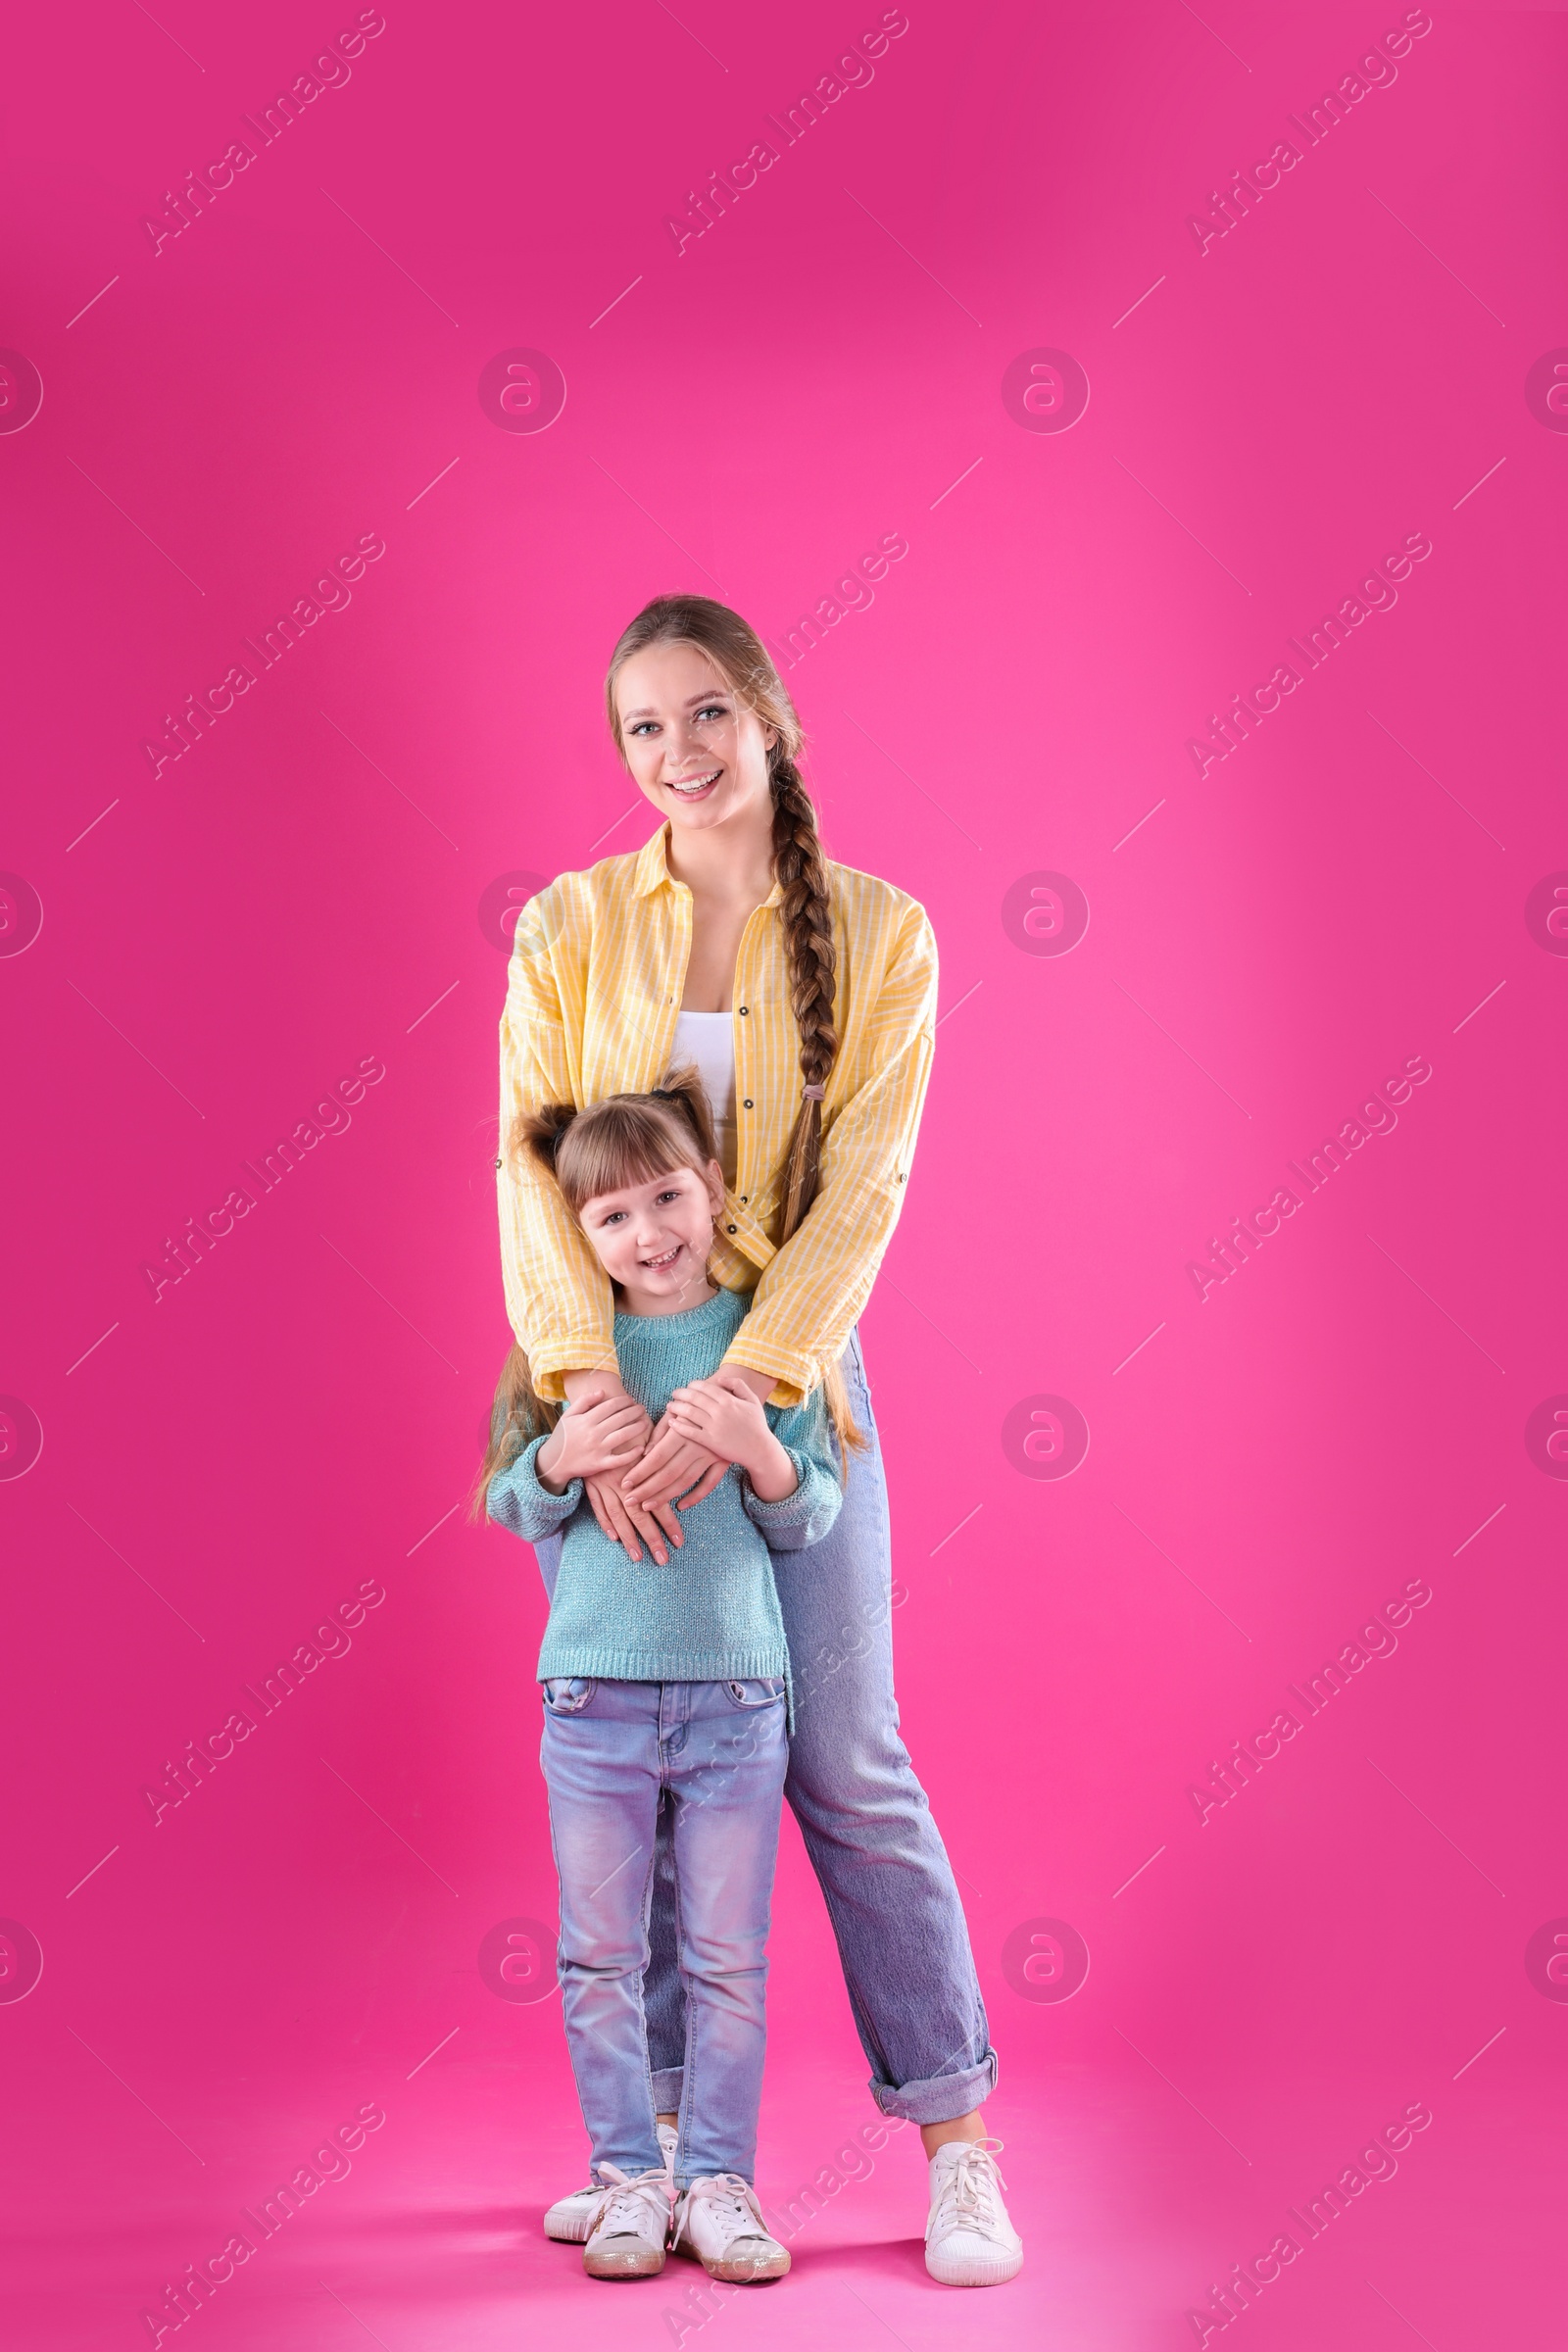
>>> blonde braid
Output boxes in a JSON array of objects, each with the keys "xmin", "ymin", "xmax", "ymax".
[{"xmin": 767, "ymin": 748, "xmax": 839, "ymax": 1242}]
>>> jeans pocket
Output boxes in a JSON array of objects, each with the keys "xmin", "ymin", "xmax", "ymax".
[
  {"xmin": 542, "ymin": 1676, "xmax": 597, "ymax": 1714},
  {"xmin": 723, "ymin": 1676, "xmax": 786, "ymax": 1710}
]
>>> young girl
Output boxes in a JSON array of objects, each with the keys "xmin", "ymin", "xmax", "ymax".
[{"xmin": 475, "ymin": 1067, "xmax": 850, "ymax": 2284}]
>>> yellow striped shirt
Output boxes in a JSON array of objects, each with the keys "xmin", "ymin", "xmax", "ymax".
[{"xmin": 497, "ymin": 820, "xmax": 938, "ymax": 1408}]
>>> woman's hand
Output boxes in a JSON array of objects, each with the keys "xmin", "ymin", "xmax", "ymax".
[
  {"xmin": 620, "ymin": 1364, "xmax": 781, "ymax": 1514},
  {"xmin": 620, "ymin": 1364, "xmax": 799, "ymax": 1505},
  {"xmin": 664, "ymin": 1369, "xmax": 777, "ymax": 1483},
  {"xmin": 667, "ymin": 1368, "xmax": 800, "ymax": 1503},
  {"xmin": 536, "ymin": 1389, "xmax": 646, "ymax": 1492}
]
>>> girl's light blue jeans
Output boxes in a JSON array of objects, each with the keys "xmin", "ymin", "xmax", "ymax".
[
  {"xmin": 541, "ymin": 1672, "xmax": 788, "ymax": 2187},
  {"xmin": 531, "ymin": 1322, "xmax": 998, "ymax": 2127}
]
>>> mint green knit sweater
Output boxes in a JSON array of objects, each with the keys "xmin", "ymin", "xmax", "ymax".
[{"xmin": 486, "ymin": 1288, "xmax": 842, "ymax": 1713}]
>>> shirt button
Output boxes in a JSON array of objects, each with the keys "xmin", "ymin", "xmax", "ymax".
[
  {"xmin": 738, "ymin": 1005, "xmax": 749, "ymax": 1015},
  {"xmin": 743, "ymin": 1099, "xmax": 753, "ymax": 1109},
  {"xmin": 727, "ymin": 1223, "xmax": 737, "ymax": 1234},
  {"xmin": 740, "ymin": 1196, "xmax": 748, "ymax": 1204}
]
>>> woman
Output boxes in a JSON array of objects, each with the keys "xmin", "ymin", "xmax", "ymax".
[{"xmin": 496, "ymin": 595, "xmax": 1022, "ymax": 2287}]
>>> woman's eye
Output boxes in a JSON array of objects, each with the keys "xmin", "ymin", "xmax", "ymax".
[{"xmin": 696, "ymin": 705, "xmax": 727, "ymax": 722}]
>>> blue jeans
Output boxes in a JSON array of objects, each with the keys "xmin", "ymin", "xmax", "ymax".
[
  {"xmin": 532, "ymin": 1323, "xmax": 997, "ymax": 2126},
  {"xmin": 542, "ymin": 1673, "xmax": 788, "ymax": 2188}
]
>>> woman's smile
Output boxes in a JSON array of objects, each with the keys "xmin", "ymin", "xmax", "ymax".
[{"xmin": 664, "ymin": 767, "xmax": 722, "ymax": 801}]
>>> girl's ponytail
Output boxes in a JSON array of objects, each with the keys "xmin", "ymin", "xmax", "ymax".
[
  {"xmin": 469, "ymin": 1098, "xmax": 579, "ymax": 1522},
  {"xmin": 509, "ymin": 1095, "xmax": 581, "ymax": 1181},
  {"xmin": 644, "ymin": 1062, "xmax": 722, "ymax": 1169},
  {"xmin": 466, "ymin": 1339, "xmax": 560, "ymax": 1522}
]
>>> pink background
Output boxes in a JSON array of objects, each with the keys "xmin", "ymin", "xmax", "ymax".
[{"xmin": 3, "ymin": 1, "xmax": 1565, "ymax": 2343}]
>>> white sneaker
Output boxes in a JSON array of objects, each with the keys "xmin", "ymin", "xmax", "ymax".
[
  {"xmin": 581, "ymin": 2161, "xmax": 674, "ymax": 2280},
  {"xmin": 924, "ymin": 2137, "xmax": 1023, "ymax": 2286},
  {"xmin": 671, "ymin": 2173, "xmax": 791, "ymax": 2282},
  {"xmin": 545, "ymin": 2121, "xmax": 677, "ymax": 2244}
]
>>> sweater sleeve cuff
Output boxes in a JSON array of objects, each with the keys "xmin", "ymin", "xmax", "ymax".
[
  {"xmin": 743, "ymin": 1455, "xmax": 843, "ymax": 1551},
  {"xmin": 741, "ymin": 1448, "xmax": 815, "ymax": 1527},
  {"xmin": 486, "ymin": 1435, "xmax": 583, "ymax": 1538}
]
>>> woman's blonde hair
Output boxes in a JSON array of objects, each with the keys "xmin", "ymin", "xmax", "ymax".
[{"xmin": 470, "ymin": 1061, "xmax": 867, "ymax": 1519}]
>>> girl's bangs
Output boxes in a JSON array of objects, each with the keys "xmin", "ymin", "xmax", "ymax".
[{"xmin": 559, "ymin": 1105, "xmax": 703, "ymax": 1210}]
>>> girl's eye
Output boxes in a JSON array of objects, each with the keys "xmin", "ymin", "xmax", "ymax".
[
  {"xmin": 696, "ymin": 705, "xmax": 727, "ymax": 722},
  {"xmin": 657, "ymin": 1190, "xmax": 680, "ymax": 1205}
]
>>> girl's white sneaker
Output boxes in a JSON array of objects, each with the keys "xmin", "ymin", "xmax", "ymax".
[
  {"xmin": 671, "ymin": 2173, "xmax": 791, "ymax": 2282},
  {"xmin": 546, "ymin": 2122, "xmax": 677, "ymax": 2243},
  {"xmin": 924, "ymin": 2138, "xmax": 1023, "ymax": 2286},
  {"xmin": 581, "ymin": 2162, "xmax": 674, "ymax": 2280}
]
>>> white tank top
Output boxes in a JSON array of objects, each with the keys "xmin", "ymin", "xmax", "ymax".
[{"xmin": 671, "ymin": 1008, "xmax": 738, "ymax": 1188}]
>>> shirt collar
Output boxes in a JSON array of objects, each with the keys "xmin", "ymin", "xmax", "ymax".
[
  {"xmin": 631, "ymin": 825, "xmax": 670, "ymax": 897},
  {"xmin": 632, "ymin": 821, "xmax": 784, "ymax": 908}
]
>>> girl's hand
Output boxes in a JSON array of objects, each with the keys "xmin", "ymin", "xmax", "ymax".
[
  {"xmin": 550, "ymin": 1379, "xmax": 685, "ymax": 1564},
  {"xmin": 582, "ymin": 1464, "xmax": 687, "ymax": 1567},
  {"xmin": 616, "ymin": 1407, "xmax": 732, "ymax": 1516},
  {"xmin": 536, "ymin": 1388, "xmax": 647, "ymax": 1492}
]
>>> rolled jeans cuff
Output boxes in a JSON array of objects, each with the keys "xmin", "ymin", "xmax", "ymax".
[
  {"xmin": 650, "ymin": 2067, "xmax": 684, "ymax": 2117},
  {"xmin": 868, "ymin": 2050, "xmax": 999, "ymax": 2127},
  {"xmin": 650, "ymin": 2050, "xmax": 996, "ymax": 2129}
]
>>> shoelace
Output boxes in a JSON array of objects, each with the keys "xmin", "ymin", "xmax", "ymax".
[
  {"xmin": 589, "ymin": 2162, "xmax": 673, "ymax": 2243},
  {"xmin": 673, "ymin": 2172, "xmax": 767, "ymax": 2252},
  {"xmin": 926, "ymin": 2137, "xmax": 1009, "ymax": 2242}
]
